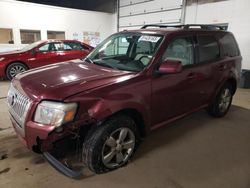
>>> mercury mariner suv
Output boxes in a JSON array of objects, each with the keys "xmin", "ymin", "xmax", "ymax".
[{"xmin": 7, "ymin": 24, "xmax": 242, "ymax": 177}]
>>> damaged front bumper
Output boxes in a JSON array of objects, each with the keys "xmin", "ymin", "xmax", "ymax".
[
  {"xmin": 43, "ymin": 152, "xmax": 82, "ymax": 178},
  {"xmin": 10, "ymin": 108, "xmax": 95, "ymax": 178}
]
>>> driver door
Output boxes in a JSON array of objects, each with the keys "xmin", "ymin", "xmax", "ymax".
[{"xmin": 151, "ymin": 36, "xmax": 207, "ymax": 127}]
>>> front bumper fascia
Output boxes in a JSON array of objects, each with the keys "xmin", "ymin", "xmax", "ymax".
[{"xmin": 43, "ymin": 152, "xmax": 82, "ymax": 178}]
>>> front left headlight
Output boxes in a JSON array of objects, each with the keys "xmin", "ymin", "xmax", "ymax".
[
  {"xmin": 34, "ymin": 101, "xmax": 77, "ymax": 127},
  {"xmin": 0, "ymin": 57, "xmax": 5, "ymax": 61}
]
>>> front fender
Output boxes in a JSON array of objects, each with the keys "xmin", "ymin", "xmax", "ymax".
[
  {"xmin": 65, "ymin": 94, "xmax": 151, "ymax": 133},
  {"xmin": 64, "ymin": 74, "xmax": 152, "ymax": 132},
  {"xmin": 87, "ymin": 98, "xmax": 151, "ymax": 130}
]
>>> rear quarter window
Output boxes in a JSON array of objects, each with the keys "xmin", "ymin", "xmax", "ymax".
[
  {"xmin": 197, "ymin": 36, "xmax": 220, "ymax": 63},
  {"xmin": 220, "ymin": 34, "xmax": 240, "ymax": 57}
]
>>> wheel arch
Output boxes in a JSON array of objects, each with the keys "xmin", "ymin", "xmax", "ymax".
[
  {"xmin": 210, "ymin": 76, "xmax": 237, "ymax": 106},
  {"xmin": 85, "ymin": 98, "xmax": 151, "ymax": 138},
  {"xmin": 226, "ymin": 77, "xmax": 237, "ymax": 95},
  {"xmin": 111, "ymin": 108, "xmax": 147, "ymax": 137}
]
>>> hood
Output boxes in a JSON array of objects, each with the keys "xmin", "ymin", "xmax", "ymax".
[{"xmin": 13, "ymin": 60, "xmax": 135, "ymax": 101}]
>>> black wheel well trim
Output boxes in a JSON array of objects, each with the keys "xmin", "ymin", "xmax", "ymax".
[
  {"xmin": 226, "ymin": 77, "xmax": 237, "ymax": 95},
  {"xmin": 101, "ymin": 108, "xmax": 147, "ymax": 138}
]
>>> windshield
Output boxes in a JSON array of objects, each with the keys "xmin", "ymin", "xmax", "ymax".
[
  {"xmin": 21, "ymin": 41, "xmax": 44, "ymax": 51},
  {"xmin": 85, "ymin": 32, "xmax": 163, "ymax": 72}
]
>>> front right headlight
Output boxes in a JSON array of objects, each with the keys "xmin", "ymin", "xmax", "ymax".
[{"xmin": 34, "ymin": 101, "xmax": 77, "ymax": 127}]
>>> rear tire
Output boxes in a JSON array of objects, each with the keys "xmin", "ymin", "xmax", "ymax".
[
  {"xmin": 207, "ymin": 83, "xmax": 233, "ymax": 117},
  {"xmin": 6, "ymin": 62, "xmax": 28, "ymax": 80},
  {"xmin": 82, "ymin": 115, "xmax": 140, "ymax": 174}
]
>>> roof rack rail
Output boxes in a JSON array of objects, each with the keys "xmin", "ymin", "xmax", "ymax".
[
  {"xmin": 141, "ymin": 24, "xmax": 181, "ymax": 29},
  {"xmin": 141, "ymin": 24, "xmax": 225, "ymax": 30}
]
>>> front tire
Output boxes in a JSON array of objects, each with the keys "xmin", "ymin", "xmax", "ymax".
[
  {"xmin": 207, "ymin": 83, "xmax": 233, "ymax": 117},
  {"xmin": 6, "ymin": 62, "xmax": 28, "ymax": 80},
  {"xmin": 82, "ymin": 115, "xmax": 139, "ymax": 174}
]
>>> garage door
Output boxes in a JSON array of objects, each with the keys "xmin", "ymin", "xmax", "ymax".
[{"xmin": 118, "ymin": 0, "xmax": 186, "ymax": 31}]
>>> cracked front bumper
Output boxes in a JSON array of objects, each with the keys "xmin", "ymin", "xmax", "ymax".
[{"xmin": 43, "ymin": 152, "xmax": 82, "ymax": 178}]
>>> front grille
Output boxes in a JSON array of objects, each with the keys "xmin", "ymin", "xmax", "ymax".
[{"xmin": 7, "ymin": 83, "xmax": 32, "ymax": 137}]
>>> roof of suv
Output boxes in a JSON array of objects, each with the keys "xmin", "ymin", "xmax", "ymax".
[{"xmin": 121, "ymin": 24, "xmax": 229, "ymax": 36}]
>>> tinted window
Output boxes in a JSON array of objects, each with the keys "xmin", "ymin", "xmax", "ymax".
[
  {"xmin": 38, "ymin": 43, "xmax": 50, "ymax": 52},
  {"xmin": 53, "ymin": 43, "xmax": 64, "ymax": 51},
  {"xmin": 162, "ymin": 37, "xmax": 194, "ymax": 66},
  {"xmin": 198, "ymin": 36, "xmax": 220, "ymax": 63},
  {"xmin": 38, "ymin": 43, "xmax": 63, "ymax": 52},
  {"xmin": 220, "ymin": 34, "xmax": 239, "ymax": 57},
  {"xmin": 63, "ymin": 42, "xmax": 84, "ymax": 51}
]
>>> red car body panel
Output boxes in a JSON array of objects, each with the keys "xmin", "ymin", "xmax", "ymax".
[
  {"xmin": 0, "ymin": 40, "xmax": 93, "ymax": 78},
  {"xmin": 9, "ymin": 28, "xmax": 242, "ymax": 152}
]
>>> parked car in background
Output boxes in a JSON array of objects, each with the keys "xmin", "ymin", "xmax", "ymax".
[
  {"xmin": 7, "ymin": 24, "xmax": 241, "ymax": 177},
  {"xmin": 0, "ymin": 40, "xmax": 93, "ymax": 80}
]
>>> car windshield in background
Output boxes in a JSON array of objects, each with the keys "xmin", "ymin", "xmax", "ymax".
[
  {"xmin": 21, "ymin": 41, "xmax": 44, "ymax": 51},
  {"xmin": 85, "ymin": 33, "xmax": 163, "ymax": 72}
]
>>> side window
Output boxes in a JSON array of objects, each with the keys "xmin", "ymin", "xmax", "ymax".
[
  {"xmin": 197, "ymin": 36, "xmax": 220, "ymax": 63},
  {"xmin": 53, "ymin": 43, "xmax": 64, "ymax": 51},
  {"xmin": 63, "ymin": 42, "xmax": 84, "ymax": 51},
  {"xmin": 38, "ymin": 43, "xmax": 57, "ymax": 52},
  {"xmin": 38, "ymin": 44, "xmax": 50, "ymax": 52},
  {"xmin": 63, "ymin": 43, "xmax": 73, "ymax": 51},
  {"xmin": 220, "ymin": 34, "xmax": 239, "ymax": 57},
  {"xmin": 81, "ymin": 44, "xmax": 90, "ymax": 50},
  {"xmin": 162, "ymin": 37, "xmax": 194, "ymax": 66}
]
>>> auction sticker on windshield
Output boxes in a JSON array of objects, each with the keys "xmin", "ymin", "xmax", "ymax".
[{"xmin": 138, "ymin": 35, "xmax": 161, "ymax": 43}]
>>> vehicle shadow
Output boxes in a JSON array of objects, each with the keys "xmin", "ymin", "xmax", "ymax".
[
  {"xmin": 0, "ymin": 105, "xmax": 248, "ymax": 180},
  {"xmin": 133, "ymin": 105, "xmax": 250, "ymax": 161}
]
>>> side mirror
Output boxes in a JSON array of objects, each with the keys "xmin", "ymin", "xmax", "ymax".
[{"xmin": 158, "ymin": 59, "xmax": 182, "ymax": 74}]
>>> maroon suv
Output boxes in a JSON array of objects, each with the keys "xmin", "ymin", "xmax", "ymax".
[
  {"xmin": 0, "ymin": 40, "xmax": 93, "ymax": 80},
  {"xmin": 7, "ymin": 25, "xmax": 241, "ymax": 177}
]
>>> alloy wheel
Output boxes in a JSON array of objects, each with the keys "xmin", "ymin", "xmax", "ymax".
[
  {"xmin": 218, "ymin": 88, "xmax": 232, "ymax": 112},
  {"xmin": 102, "ymin": 127, "xmax": 135, "ymax": 169},
  {"xmin": 9, "ymin": 65, "xmax": 26, "ymax": 78}
]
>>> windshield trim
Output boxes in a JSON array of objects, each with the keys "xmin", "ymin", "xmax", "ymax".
[{"xmin": 21, "ymin": 40, "xmax": 45, "ymax": 51}]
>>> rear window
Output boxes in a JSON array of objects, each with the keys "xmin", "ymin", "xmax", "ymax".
[
  {"xmin": 220, "ymin": 34, "xmax": 240, "ymax": 57},
  {"xmin": 197, "ymin": 36, "xmax": 220, "ymax": 63}
]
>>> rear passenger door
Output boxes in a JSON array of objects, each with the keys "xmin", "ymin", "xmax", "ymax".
[
  {"xmin": 196, "ymin": 34, "xmax": 224, "ymax": 101},
  {"xmin": 61, "ymin": 41, "xmax": 90, "ymax": 61}
]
